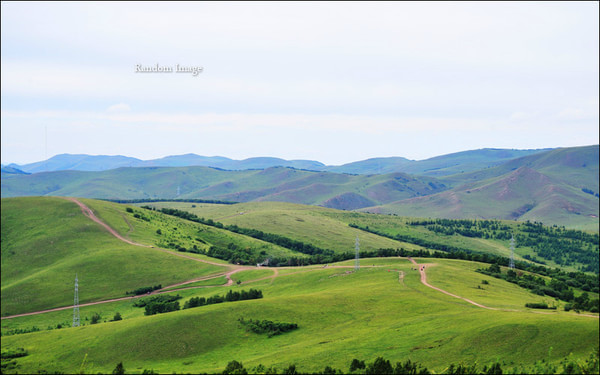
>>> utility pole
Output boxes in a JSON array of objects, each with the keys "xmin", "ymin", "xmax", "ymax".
[
  {"xmin": 509, "ymin": 235, "xmax": 515, "ymax": 270},
  {"xmin": 73, "ymin": 274, "xmax": 80, "ymax": 327},
  {"xmin": 355, "ymin": 236, "xmax": 360, "ymax": 271}
]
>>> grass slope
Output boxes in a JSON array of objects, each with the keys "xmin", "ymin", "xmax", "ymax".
[
  {"xmin": 366, "ymin": 165, "xmax": 599, "ymax": 231},
  {"xmin": 146, "ymin": 201, "xmax": 597, "ymax": 273},
  {"xmin": 135, "ymin": 201, "xmax": 426, "ymax": 254},
  {"xmin": 0, "ymin": 166, "xmax": 447, "ymax": 211},
  {"xmin": 80, "ymin": 199, "xmax": 306, "ymax": 262},
  {"xmin": 0, "ymin": 197, "xmax": 226, "ymax": 316},
  {"xmin": 1, "ymin": 259, "xmax": 597, "ymax": 374}
]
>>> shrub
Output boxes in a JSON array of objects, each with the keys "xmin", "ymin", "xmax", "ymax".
[
  {"xmin": 90, "ymin": 313, "xmax": 101, "ymax": 324},
  {"xmin": 222, "ymin": 360, "xmax": 247, "ymax": 374}
]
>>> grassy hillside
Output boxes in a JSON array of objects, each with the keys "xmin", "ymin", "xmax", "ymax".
[
  {"xmin": 365, "ymin": 165, "xmax": 599, "ymax": 231},
  {"xmin": 79, "ymin": 199, "xmax": 307, "ymax": 263},
  {"xmin": 446, "ymin": 145, "xmax": 599, "ymax": 190},
  {"xmin": 0, "ymin": 166, "xmax": 448, "ymax": 211},
  {"xmin": 324, "ymin": 148, "xmax": 550, "ymax": 176},
  {"xmin": 0, "ymin": 197, "xmax": 228, "ymax": 316},
  {"xmin": 2, "ymin": 259, "xmax": 598, "ymax": 374},
  {"xmin": 137, "ymin": 201, "xmax": 598, "ymax": 274},
  {"xmin": 135, "ymin": 201, "xmax": 426, "ymax": 254}
]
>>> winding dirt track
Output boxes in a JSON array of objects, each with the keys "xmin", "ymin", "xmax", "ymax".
[
  {"xmin": 2, "ymin": 199, "xmax": 597, "ymax": 320},
  {"xmin": 407, "ymin": 257, "xmax": 498, "ymax": 310}
]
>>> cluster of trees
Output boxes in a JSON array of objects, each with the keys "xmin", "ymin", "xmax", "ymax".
[
  {"xmin": 406, "ymin": 219, "xmax": 599, "ymax": 273},
  {"xmin": 206, "ymin": 243, "xmax": 265, "ymax": 265},
  {"xmin": 408, "ymin": 219, "xmax": 513, "ymax": 240},
  {"xmin": 133, "ymin": 294, "xmax": 182, "ymax": 316},
  {"xmin": 352, "ymin": 224, "xmax": 599, "ymax": 293},
  {"xmin": 349, "ymin": 224, "xmax": 482, "ymax": 255},
  {"xmin": 581, "ymin": 188, "xmax": 599, "ymax": 198},
  {"xmin": 564, "ymin": 292, "xmax": 600, "ymax": 313},
  {"xmin": 218, "ymin": 357, "xmax": 500, "ymax": 374},
  {"xmin": 126, "ymin": 284, "xmax": 162, "ymax": 296},
  {"xmin": 184, "ymin": 289, "xmax": 263, "ymax": 309},
  {"xmin": 517, "ymin": 222, "xmax": 599, "ymax": 273},
  {"xmin": 478, "ymin": 264, "xmax": 599, "ymax": 313},
  {"xmin": 107, "ymin": 198, "xmax": 237, "ymax": 205},
  {"xmin": 525, "ymin": 302, "xmax": 556, "ymax": 310},
  {"xmin": 238, "ymin": 318, "xmax": 298, "ymax": 338}
]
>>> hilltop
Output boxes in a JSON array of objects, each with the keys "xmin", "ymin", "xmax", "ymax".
[
  {"xmin": 6, "ymin": 147, "xmax": 550, "ymax": 175},
  {"xmin": 362, "ymin": 146, "xmax": 599, "ymax": 230}
]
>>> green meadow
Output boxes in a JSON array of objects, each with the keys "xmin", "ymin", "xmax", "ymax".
[
  {"xmin": 1, "ymin": 197, "xmax": 598, "ymax": 374},
  {"xmin": 2, "ymin": 260, "xmax": 598, "ymax": 374},
  {"xmin": 140, "ymin": 200, "xmax": 596, "ymax": 272}
]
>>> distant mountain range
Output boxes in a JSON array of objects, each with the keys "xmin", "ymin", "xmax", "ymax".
[
  {"xmin": 4, "ymin": 148, "xmax": 550, "ymax": 176},
  {"xmin": 2, "ymin": 145, "xmax": 598, "ymax": 230}
]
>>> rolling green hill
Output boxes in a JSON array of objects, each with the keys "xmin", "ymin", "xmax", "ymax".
[
  {"xmin": 324, "ymin": 148, "xmax": 551, "ymax": 176},
  {"xmin": 363, "ymin": 146, "xmax": 599, "ymax": 230},
  {"xmin": 137, "ymin": 201, "xmax": 599, "ymax": 274},
  {"xmin": 0, "ymin": 166, "xmax": 448, "ymax": 211},
  {"xmin": 2, "ymin": 258, "xmax": 598, "ymax": 374},
  {"xmin": 2, "ymin": 146, "xmax": 598, "ymax": 230},
  {"xmin": 1, "ymin": 197, "xmax": 598, "ymax": 374},
  {"xmin": 0, "ymin": 197, "xmax": 227, "ymax": 317}
]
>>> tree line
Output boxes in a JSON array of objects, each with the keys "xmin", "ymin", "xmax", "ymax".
[
  {"xmin": 478, "ymin": 264, "xmax": 599, "ymax": 313},
  {"xmin": 184, "ymin": 289, "xmax": 263, "ymax": 309},
  {"xmin": 107, "ymin": 198, "xmax": 237, "ymax": 205}
]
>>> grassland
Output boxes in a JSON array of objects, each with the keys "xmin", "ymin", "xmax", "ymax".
[
  {"xmin": 2, "ymin": 259, "xmax": 598, "ymax": 374},
  {"xmin": 81, "ymin": 198, "xmax": 306, "ymax": 262},
  {"xmin": 136, "ymin": 201, "xmax": 426, "ymax": 254},
  {"xmin": 1, "ymin": 197, "xmax": 226, "ymax": 316},
  {"xmin": 139, "ymin": 201, "xmax": 597, "ymax": 273},
  {"xmin": 1, "ymin": 197, "xmax": 598, "ymax": 374}
]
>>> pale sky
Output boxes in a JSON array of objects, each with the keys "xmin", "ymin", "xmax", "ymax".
[{"xmin": 1, "ymin": 1, "xmax": 598, "ymax": 166}]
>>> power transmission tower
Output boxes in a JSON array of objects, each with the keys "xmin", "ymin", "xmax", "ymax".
[
  {"xmin": 73, "ymin": 274, "xmax": 80, "ymax": 327},
  {"xmin": 355, "ymin": 236, "xmax": 360, "ymax": 271},
  {"xmin": 509, "ymin": 235, "xmax": 515, "ymax": 270}
]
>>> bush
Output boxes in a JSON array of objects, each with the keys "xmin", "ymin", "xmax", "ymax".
[
  {"xmin": 525, "ymin": 303, "xmax": 552, "ymax": 309},
  {"xmin": 238, "ymin": 318, "xmax": 298, "ymax": 337},
  {"xmin": 350, "ymin": 359, "xmax": 366, "ymax": 372},
  {"xmin": 222, "ymin": 360, "xmax": 247, "ymax": 374},
  {"xmin": 90, "ymin": 313, "xmax": 101, "ymax": 324},
  {"xmin": 112, "ymin": 312, "xmax": 122, "ymax": 321}
]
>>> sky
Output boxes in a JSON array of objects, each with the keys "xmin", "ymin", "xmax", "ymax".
[{"xmin": 1, "ymin": 2, "xmax": 598, "ymax": 166}]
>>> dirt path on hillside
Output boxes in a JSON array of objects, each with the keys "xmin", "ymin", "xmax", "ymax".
[
  {"xmin": 61, "ymin": 197, "xmax": 229, "ymax": 267},
  {"xmin": 5, "ymin": 203, "xmax": 597, "ymax": 321},
  {"xmin": 64, "ymin": 197, "xmax": 147, "ymax": 247},
  {"xmin": 408, "ymin": 257, "xmax": 500, "ymax": 310}
]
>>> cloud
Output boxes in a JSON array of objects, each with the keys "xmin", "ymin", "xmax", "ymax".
[{"xmin": 106, "ymin": 103, "xmax": 131, "ymax": 113}]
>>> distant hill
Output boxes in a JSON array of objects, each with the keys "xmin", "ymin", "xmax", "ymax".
[
  {"xmin": 0, "ymin": 166, "xmax": 448, "ymax": 210},
  {"xmin": 362, "ymin": 146, "xmax": 599, "ymax": 230},
  {"xmin": 2, "ymin": 146, "xmax": 597, "ymax": 229},
  {"xmin": 7, "ymin": 154, "xmax": 142, "ymax": 173},
  {"xmin": 0, "ymin": 166, "xmax": 29, "ymax": 176},
  {"xmin": 7, "ymin": 148, "xmax": 550, "ymax": 175},
  {"xmin": 324, "ymin": 149, "xmax": 551, "ymax": 176},
  {"xmin": 8, "ymin": 153, "xmax": 326, "ymax": 173}
]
